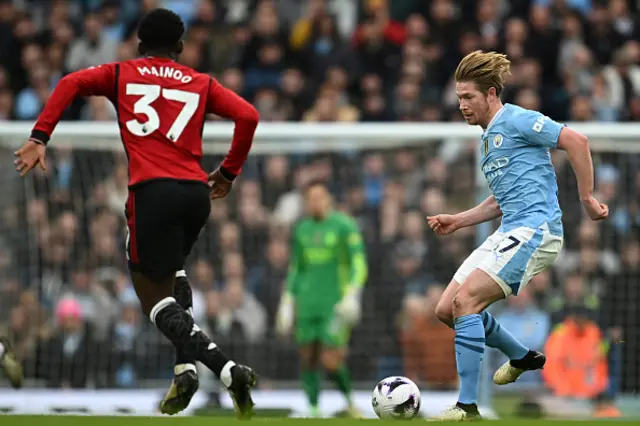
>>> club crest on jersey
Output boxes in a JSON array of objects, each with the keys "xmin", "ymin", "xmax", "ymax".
[
  {"xmin": 493, "ymin": 134, "xmax": 503, "ymax": 148},
  {"xmin": 483, "ymin": 138, "xmax": 489, "ymax": 156}
]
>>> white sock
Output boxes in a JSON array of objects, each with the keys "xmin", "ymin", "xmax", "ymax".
[
  {"xmin": 176, "ymin": 270, "xmax": 187, "ymax": 278},
  {"xmin": 149, "ymin": 297, "xmax": 176, "ymax": 324},
  {"xmin": 220, "ymin": 360, "xmax": 236, "ymax": 388},
  {"xmin": 0, "ymin": 342, "xmax": 4, "ymax": 358},
  {"xmin": 174, "ymin": 363, "xmax": 197, "ymax": 375}
]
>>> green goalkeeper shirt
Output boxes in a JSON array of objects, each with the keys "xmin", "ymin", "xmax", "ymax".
[{"xmin": 286, "ymin": 211, "xmax": 368, "ymax": 319}]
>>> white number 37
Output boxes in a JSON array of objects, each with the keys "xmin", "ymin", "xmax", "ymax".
[{"xmin": 125, "ymin": 83, "xmax": 200, "ymax": 142}]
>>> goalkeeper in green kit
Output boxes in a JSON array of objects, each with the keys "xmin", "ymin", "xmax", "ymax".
[{"xmin": 276, "ymin": 181, "xmax": 367, "ymax": 418}]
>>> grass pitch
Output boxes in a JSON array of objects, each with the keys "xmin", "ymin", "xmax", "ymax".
[{"xmin": 0, "ymin": 416, "xmax": 637, "ymax": 426}]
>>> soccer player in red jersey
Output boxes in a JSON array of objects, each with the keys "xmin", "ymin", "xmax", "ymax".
[{"xmin": 14, "ymin": 8, "xmax": 259, "ymax": 418}]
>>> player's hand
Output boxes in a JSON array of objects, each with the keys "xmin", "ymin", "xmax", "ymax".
[
  {"xmin": 426, "ymin": 214, "xmax": 459, "ymax": 236},
  {"xmin": 581, "ymin": 196, "xmax": 609, "ymax": 221},
  {"xmin": 208, "ymin": 168, "xmax": 233, "ymax": 200},
  {"xmin": 14, "ymin": 139, "xmax": 47, "ymax": 177},
  {"xmin": 276, "ymin": 293, "xmax": 294, "ymax": 337},
  {"xmin": 335, "ymin": 287, "xmax": 362, "ymax": 326}
]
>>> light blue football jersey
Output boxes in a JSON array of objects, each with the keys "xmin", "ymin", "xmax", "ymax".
[{"xmin": 480, "ymin": 103, "xmax": 565, "ymax": 236}]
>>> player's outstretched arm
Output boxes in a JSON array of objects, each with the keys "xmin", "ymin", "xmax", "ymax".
[
  {"xmin": 556, "ymin": 127, "xmax": 609, "ymax": 221},
  {"xmin": 427, "ymin": 195, "xmax": 502, "ymax": 235},
  {"xmin": 15, "ymin": 64, "xmax": 116, "ymax": 177}
]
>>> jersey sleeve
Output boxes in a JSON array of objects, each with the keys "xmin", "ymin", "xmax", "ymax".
[
  {"xmin": 31, "ymin": 63, "xmax": 117, "ymax": 144},
  {"xmin": 285, "ymin": 223, "xmax": 304, "ymax": 296},
  {"xmin": 342, "ymin": 217, "xmax": 368, "ymax": 289},
  {"xmin": 206, "ymin": 78, "xmax": 259, "ymax": 178},
  {"xmin": 513, "ymin": 110, "xmax": 565, "ymax": 149}
]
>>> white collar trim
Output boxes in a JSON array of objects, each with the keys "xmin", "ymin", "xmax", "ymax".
[{"xmin": 485, "ymin": 105, "xmax": 505, "ymax": 134}]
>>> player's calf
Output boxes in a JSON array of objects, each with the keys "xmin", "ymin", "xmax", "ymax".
[
  {"xmin": 299, "ymin": 344, "xmax": 322, "ymax": 416},
  {"xmin": 450, "ymin": 270, "xmax": 504, "ymax": 411},
  {"xmin": 322, "ymin": 348, "xmax": 356, "ymax": 413},
  {"xmin": 481, "ymin": 310, "xmax": 529, "ymax": 358},
  {"xmin": 160, "ymin": 271, "xmax": 199, "ymax": 414},
  {"xmin": 173, "ymin": 270, "xmax": 197, "ymax": 368}
]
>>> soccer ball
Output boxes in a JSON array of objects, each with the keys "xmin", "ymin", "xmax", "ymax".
[{"xmin": 372, "ymin": 376, "xmax": 421, "ymax": 420}]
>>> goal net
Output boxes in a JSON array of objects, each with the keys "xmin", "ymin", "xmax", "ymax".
[{"xmin": 0, "ymin": 122, "xmax": 638, "ymax": 412}]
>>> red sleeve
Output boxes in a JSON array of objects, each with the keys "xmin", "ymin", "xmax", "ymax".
[
  {"xmin": 31, "ymin": 63, "xmax": 117, "ymax": 144},
  {"xmin": 206, "ymin": 78, "xmax": 259, "ymax": 179}
]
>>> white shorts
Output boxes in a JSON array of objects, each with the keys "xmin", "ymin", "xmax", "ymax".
[{"xmin": 453, "ymin": 224, "xmax": 563, "ymax": 296}]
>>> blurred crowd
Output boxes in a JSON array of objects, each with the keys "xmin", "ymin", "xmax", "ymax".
[
  {"xmin": 1, "ymin": 0, "xmax": 640, "ymax": 122},
  {"xmin": 0, "ymin": 0, "xmax": 639, "ymax": 402}
]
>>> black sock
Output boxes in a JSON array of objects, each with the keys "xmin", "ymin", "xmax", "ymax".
[
  {"xmin": 456, "ymin": 402, "xmax": 479, "ymax": 414},
  {"xmin": 173, "ymin": 273, "xmax": 195, "ymax": 366},
  {"xmin": 151, "ymin": 297, "xmax": 231, "ymax": 379},
  {"xmin": 510, "ymin": 350, "xmax": 536, "ymax": 369}
]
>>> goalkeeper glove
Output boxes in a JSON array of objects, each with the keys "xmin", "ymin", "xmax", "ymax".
[
  {"xmin": 335, "ymin": 287, "xmax": 362, "ymax": 326},
  {"xmin": 276, "ymin": 292, "xmax": 295, "ymax": 337}
]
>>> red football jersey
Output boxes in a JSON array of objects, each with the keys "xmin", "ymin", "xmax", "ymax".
[{"xmin": 31, "ymin": 57, "xmax": 259, "ymax": 187}]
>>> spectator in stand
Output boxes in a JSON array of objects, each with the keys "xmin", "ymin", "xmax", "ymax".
[
  {"xmin": 66, "ymin": 12, "xmax": 117, "ymax": 72},
  {"xmin": 542, "ymin": 305, "xmax": 609, "ymax": 400},
  {"xmin": 602, "ymin": 45, "xmax": 640, "ymax": 116},
  {"xmin": 401, "ymin": 284, "xmax": 457, "ymax": 389},
  {"xmin": 547, "ymin": 272, "xmax": 600, "ymax": 325},
  {"xmin": 0, "ymin": 87, "xmax": 13, "ymax": 119},
  {"xmin": 354, "ymin": 12, "xmax": 403, "ymax": 87},
  {"xmin": 104, "ymin": 161, "xmax": 129, "ymax": 216},
  {"xmin": 1, "ymin": 305, "xmax": 41, "ymax": 367},
  {"xmin": 375, "ymin": 240, "xmax": 429, "ymax": 377},
  {"xmin": 218, "ymin": 277, "xmax": 267, "ymax": 344},
  {"xmin": 107, "ymin": 288, "xmax": 142, "ymax": 388},
  {"xmin": 240, "ymin": 1, "xmax": 291, "ymax": 96},
  {"xmin": 249, "ymin": 237, "xmax": 289, "ymax": 330},
  {"xmin": 602, "ymin": 236, "xmax": 640, "ymax": 392},
  {"xmin": 35, "ymin": 298, "xmax": 102, "ymax": 388},
  {"xmin": 59, "ymin": 263, "xmax": 118, "ymax": 340}
]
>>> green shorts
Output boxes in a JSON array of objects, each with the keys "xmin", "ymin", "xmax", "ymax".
[{"xmin": 295, "ymin": 314, "xmax": 351, "ymax": 347}]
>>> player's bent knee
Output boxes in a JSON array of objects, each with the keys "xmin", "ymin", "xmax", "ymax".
[
  {"xmin": 453, "ymin": 281, "xmax": 503, "ymax": 318},
  {"xmin": 452, "ymin": 289, "xmax": 480, "ymax": 318}
]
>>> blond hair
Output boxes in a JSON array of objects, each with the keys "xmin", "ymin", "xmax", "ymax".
[{"xmin": 455, "ymin": 50, "xmax": 511, "ymax": 95}]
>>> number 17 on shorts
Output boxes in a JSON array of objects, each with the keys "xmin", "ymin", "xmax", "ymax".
[{"xmin": 459, "ymin": 224, "xmax": 563, "ymax": 296}]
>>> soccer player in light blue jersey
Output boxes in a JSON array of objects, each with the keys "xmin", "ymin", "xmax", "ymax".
[{"xmin": 427, "ymin": 51, "xmax": 609, "ymax": 421}]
